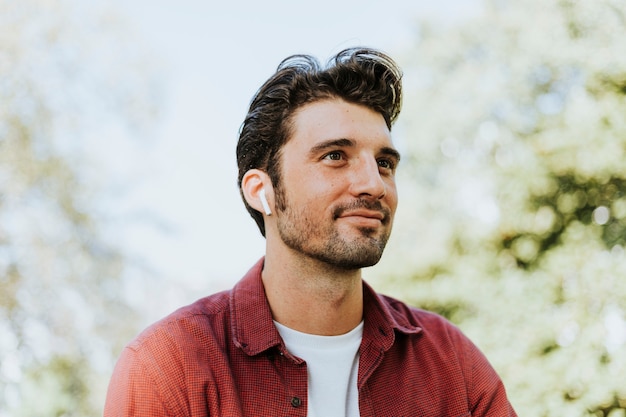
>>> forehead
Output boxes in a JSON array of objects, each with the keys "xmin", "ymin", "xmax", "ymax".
[{"xmin": 286, "ymin": 99, "xmax": 392, "ymax": 151}]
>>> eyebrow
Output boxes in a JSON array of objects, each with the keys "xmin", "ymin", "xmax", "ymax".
[
  {"xmin": 381, "ymin": 146, "xmax": 401, "ymax": 164},
  {"xmin": 308, "ymin": 138, "xmax": 402, "ymax": 162},
  {"xmin": 308, "ymin": 138, "xmax": 355, "ymax": 156}
]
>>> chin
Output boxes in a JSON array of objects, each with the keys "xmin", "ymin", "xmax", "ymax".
[{"xmin": 323, "ymin": 245, "xmax": 386, "ymax": 270}]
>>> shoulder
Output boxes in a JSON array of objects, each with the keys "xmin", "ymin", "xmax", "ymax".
[
  {"xmin": 106, "ymin": 290, "xmax": 235, "ymax": 416},
  {"xmin": 375, "ymin": 291, "xmax": 481, "ymax": 360},
  {"xmin": 127, "ymin": 289, "xmax": 233, "ymax": 353},
  {"xmin": 378, "ymin": 291, "xmax": 497, "ymax": 372},
  {"xmin": 375, "ymin": 293, "xmax": 516, "ymax": 414},
  {"xmin": 379, "ymin": 293, "xmax": 464, "ymax": 334},
  {"xmin": 121, "ymin": 258, "xmax": 268, "ymax": 356}
]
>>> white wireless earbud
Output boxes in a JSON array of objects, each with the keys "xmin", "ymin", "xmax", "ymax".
[{"xmin": 259, "ymin": 188, "xmax": 272, "ymax": 216}]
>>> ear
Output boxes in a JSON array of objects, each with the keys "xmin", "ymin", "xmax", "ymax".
[{"xmin": 241, "ymin": 169, "xmax": 274, "ymax": 216}]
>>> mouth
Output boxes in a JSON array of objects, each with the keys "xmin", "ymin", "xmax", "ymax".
[
  {"xmin": 333, "ymin": 200, "xmax": 391, "ymax": 229},
  {"xmin": 338, "ymin": 210, "xmax": 385, "ymax": 221}
]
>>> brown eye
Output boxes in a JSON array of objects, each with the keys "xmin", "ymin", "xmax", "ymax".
[
  {"xmin": 323, "ymin": 151, "xmax": 343, "ymax": 161},
  {"xmin": 377, "ymin": 158, "xmax": 395, "ymax": 170}
]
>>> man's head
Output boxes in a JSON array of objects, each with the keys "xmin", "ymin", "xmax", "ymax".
[{"xmin": 236, "ymin": 47, "xmax": 403, "ymax": 237}]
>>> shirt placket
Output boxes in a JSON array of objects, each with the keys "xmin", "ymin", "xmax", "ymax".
[
  {"xmin": 356, "ymin": 339, "xmax": 386, "ymax": 417},
  {"xmin": 275, "ymin": 348, "xmax": 308, "ymax": 417}
]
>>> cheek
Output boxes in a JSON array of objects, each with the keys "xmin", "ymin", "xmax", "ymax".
[
  {"xmin": 298, "ymin": 172, "xmax": 343, "ymax": 199},
  {"xmin": 386, "ymin": 180, "xmax": 398, "ymax": 201},
  {"xmin": 282, "ymin": 176, "xmax": 332, "ymax": 212}
]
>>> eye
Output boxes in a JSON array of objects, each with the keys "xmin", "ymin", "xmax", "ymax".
[
  {"xmin": 377, "ymin": 158, "xmax": 396, "ymax": 171},
  {"xmin": 323, "ymin": 151, "xmax": 343, "ymax": 161}
]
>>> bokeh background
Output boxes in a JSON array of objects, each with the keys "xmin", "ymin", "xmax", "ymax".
[{"xmin": 1, "ymin": 0, "xmax": 625, "ymax": 415}]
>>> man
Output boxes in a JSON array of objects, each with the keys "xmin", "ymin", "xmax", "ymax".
[{"xmin": 105, "ymin": 47, "xmax": 517, "ymax": 416}]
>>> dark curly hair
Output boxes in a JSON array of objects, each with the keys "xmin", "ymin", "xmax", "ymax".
[{"xmin": 236, "ymin": 47, "xmax": 403, "ymax": 236}]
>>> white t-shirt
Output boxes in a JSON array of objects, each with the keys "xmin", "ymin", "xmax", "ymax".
[{"xmin": 274, "ymin": 321, "xmax": 364, "ymax": 417}]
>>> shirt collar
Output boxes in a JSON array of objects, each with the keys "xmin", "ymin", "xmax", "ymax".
[
  {"xmin": 230, "ymin": 257, "xmax": 422, "ymax": 356},
  {"xmin": 230, "ymin": 258, "xmax": 283, "ymax": 356},
  {"xmin": 361, "ymin": 280, "xmax": 423, "ymax": 352}
]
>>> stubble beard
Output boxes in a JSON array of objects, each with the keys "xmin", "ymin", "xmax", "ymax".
[{"xmin": 275, "ymin": 189, "xmax": 392, "ymax": 270}]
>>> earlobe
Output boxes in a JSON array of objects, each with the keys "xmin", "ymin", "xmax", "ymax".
[{"xmin": 241, "ymin": 169, "xmax": 273, "ymax": 216}]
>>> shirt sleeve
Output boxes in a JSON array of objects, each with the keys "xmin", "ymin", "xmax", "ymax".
[
  {"xmin": 466, "ymin": 339, "xmax": 517, "ymax": 417},
  {"xmin": 104, "ymin": 346, "xmax": 173, "ymax": 417}
]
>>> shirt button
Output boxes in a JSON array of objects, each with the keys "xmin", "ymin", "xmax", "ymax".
[{"xmin": 290, "ymin": 397, "xmax": 302, "ymax": 408}]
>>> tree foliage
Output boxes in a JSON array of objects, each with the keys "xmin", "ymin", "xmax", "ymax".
[
  {"xmin": 0, "ymin": 1, "xmax": 156, "ymax": 415},
  {"xmin": 378, "ymin": 0, "xmax": 626, "ymax": 415}
]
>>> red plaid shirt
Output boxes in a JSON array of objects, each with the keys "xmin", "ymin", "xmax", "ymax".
[{"xmin": 105, "ymin": 258, "xmax": 517, "ymax": 416}]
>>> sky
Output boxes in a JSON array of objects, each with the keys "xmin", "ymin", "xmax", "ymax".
[{"xmin": 106, "ymin": 0, "xmax": 482, "ymax": 317}]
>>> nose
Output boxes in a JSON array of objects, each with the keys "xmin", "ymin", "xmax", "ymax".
[{"xmin": 348, "ymin": 156, "xmax": 387, "ymax": 199}]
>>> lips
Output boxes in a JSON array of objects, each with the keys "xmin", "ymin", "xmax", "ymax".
[
  {"xmin": 339, "ymin": 209, "xmax": 385, "ymax": 221},
  {"xmin": 334, "ymin": 201, "xmax": 390, "ymax": 224}
]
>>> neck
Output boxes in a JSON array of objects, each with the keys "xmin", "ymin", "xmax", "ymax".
[{"xmin": 262, "ymin": 251, "xmax": 364, "ymax": 336}]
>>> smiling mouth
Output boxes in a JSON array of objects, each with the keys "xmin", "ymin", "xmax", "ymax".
[
  {"xmin": 333, "ymin": 200, "xmax": 391, "ymax": 227},
  {"xmin": 339, "ymin": 210, "xmax": 385, "ymax": 221}
]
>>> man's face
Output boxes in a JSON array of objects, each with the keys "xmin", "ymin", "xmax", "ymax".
[{"xmin": 273, "ymin": 98, "xmax": 399, "ymax": 270}]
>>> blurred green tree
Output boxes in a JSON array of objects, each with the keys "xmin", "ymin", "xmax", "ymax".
[
  {"xmin": 376, "ymin": 0, "xmax": 626, "ymax": 415},
  {"xmin": 0, "ymin": 1, "xmax": 157, "ymax": 415}
]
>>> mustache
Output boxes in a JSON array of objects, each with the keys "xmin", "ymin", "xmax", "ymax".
[{"xmin": 333, "ymin": 199, "xmax": 391, "ymax": 222}]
